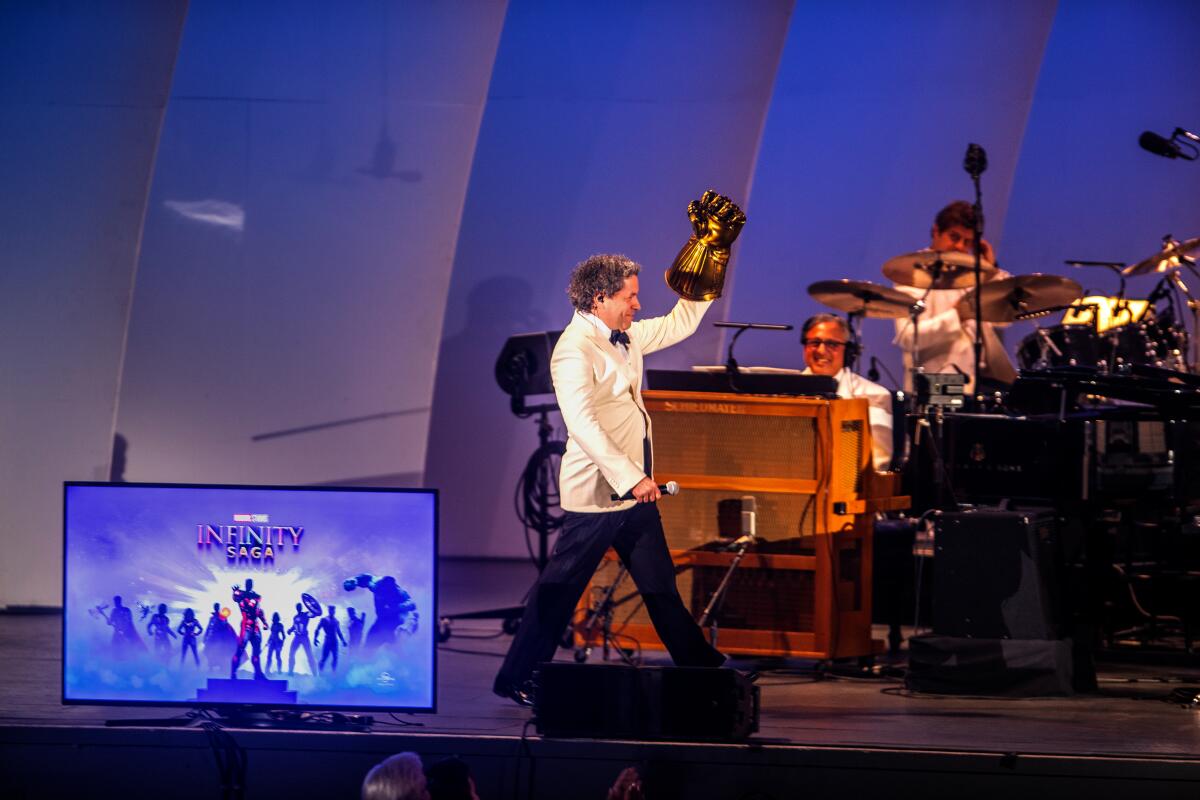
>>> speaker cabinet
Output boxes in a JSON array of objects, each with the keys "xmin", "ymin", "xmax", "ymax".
[
  {"xmin": 533, "ymin": 664, "xmax": 759, "ymax": 741},
  {"xmin": 933, "ymin": 508, "xmax": 1060, "ymax": 640}
]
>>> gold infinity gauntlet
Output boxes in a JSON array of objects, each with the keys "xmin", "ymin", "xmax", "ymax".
[{"xmin": 664, "ymin": 189, "xmax": 747, "ymax": 301}]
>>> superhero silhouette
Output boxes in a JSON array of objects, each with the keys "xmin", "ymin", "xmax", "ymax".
[
  {"xmin": 314, "ymin": 605, "xmax": 348, "ymax": 673},
  {"xmin": 265, "ymin": 612, "xmax": 285, "ymax": 675},
  {"xmin": 230, "ymin": 578, "xmax": 267, "ymax": 679},
  {"xmin": 96, "ymin": 595, "xmax": 145, "ymax": 656},
  {"xmin": 347, "ymin": 607, "xmax": 366, "ymax": 649},
  {"xmin": 343, "ymin": 573, "xmax": 419, "ymax": 649},
  {"xmin": 146, "ymin": 603, "xmax": 177, "ymax": 659},
  {"xmin": 287, "ymin": 602, "xmax": 317, "ymax": 676},
  {"xmin": 177, "ymin": 608, "xmax": 203, "ymax": 666},
  {"xmin": 203, "ymin": 602, "xmax": 237, "ymax": 672}
]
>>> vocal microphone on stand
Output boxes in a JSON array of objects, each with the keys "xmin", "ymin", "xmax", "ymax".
[
  {"xmin": 867, "ymin": 356, "xmax": 881, "ymax": 383},
  {"xmin": 725, "ymin": 495, "xmax": 758, "ymax": 550},
  {"xmin": 610, "ymin": 481, "xmax": 680, "ymax": 501}
]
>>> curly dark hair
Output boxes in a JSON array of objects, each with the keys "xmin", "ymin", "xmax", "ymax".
[
  {"xmin": 933, "ymin": 200, "xmax": 977, "ymax": 233},
  {"xmin": 566, "ymin": 253, "xmax": 641, "ymax": 312}
]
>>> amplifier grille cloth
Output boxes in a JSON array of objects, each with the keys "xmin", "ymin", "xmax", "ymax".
[
  {"xmin": 838, "ymin": 420, "xmax": 863, "ymax": 494},
  {"xmin": 652, "ymin": 411, "xmax": 816, "ymax": 480}
]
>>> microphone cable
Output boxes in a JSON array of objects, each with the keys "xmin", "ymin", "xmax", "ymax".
[{"xmin": 513, "ymin": 438, "xmax": 567, "ymax": 566}]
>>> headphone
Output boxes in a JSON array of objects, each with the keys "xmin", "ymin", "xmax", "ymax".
[{"xmin": 801, "ymin": 314, "xmax": 860, "ymax": 368}]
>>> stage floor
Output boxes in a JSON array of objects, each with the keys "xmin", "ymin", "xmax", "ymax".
[{"xmin": 4, "ymin": 558, "xmax": 1200, "ymax": 798}]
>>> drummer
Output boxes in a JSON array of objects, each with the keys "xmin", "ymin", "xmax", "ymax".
[
  {"xmin": 800, "ymin": 314, "xmax": 894, "ymax": 471},
  {"xmin": 891, "ymin": 201, "xmax": 1017, "ymax": 391}
]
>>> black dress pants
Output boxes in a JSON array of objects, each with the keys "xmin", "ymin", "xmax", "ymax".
[{"xmin": 494, "ymin": 501, "xmax": 724, "ymax": 693}]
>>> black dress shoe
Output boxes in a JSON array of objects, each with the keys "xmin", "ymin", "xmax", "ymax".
[
  {"xmin": 506, "ymin": 684, "xmax": 535, "ymax": 708},
  {"xmin": 494, "ymin": 680, "xmax": 535, "ymax": 708}
]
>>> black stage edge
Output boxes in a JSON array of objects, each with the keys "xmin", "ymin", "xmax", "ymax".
[
  {"xmin": 5, "ymin": 560, "xmax": 1200, "ymax": 798},
  {"xmin": 5, "ymin": 724, "xmax": 1200, "ymax": 799}
]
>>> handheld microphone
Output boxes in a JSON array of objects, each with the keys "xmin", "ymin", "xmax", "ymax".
[
  {"xmin": 1140, "ymin": 131, "xmax": 1182, "ymax": 159},
  {"xmin": 610, "ymin": 481, "xmax": 680, "ymax": 501}
]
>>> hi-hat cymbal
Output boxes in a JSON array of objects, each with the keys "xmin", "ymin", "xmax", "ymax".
[
  {"xmin": 956, "ymin": 274, "xmax": 1084, "ymax": 323},
  {"xmin": 882, "ymin": 249, "xmax": 998, "ymax": 289},
  {"xmin": 807, "ymin": 279, "xmax": 914, "ymax": 318},
  {"xmin": 1122, "ymin": 237, "xmax": 1200, "ymax": 277}
]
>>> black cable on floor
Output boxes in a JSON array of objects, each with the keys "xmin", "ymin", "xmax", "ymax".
[{"xmin": 200, "ymin": 721, "xmax": 246, "ymax": 800}]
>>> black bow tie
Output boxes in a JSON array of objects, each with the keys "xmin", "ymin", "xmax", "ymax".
[{"xmin": 609, "ymin": 329, "xmax": 630, "ymax": 347}]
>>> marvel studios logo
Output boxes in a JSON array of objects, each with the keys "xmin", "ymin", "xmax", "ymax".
[{"xmin": 232, "ymin": 513, "xmax": 270, "ymax": 523}]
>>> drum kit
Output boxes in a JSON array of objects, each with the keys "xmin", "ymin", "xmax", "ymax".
[{"xmin": 805, "ymin": 234, "xmax": 1200, "ymax": 392}]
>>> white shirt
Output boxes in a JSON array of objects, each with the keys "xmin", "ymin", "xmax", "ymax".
[
  {"xmin": 891, "ymin": 267, "xmax": 1016, "ymax": 391},
  {"xmin": 579, "ymin": 310, "xmax": 631, "ymax": 364},
  {"xmin": 803, "ymin": 367, "xmax": 894, "ymax": 471}
]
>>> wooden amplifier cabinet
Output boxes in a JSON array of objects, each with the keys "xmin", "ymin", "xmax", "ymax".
[{"xmin": 578, "ymin": 391, "xmax": 907, "ymax": 660}]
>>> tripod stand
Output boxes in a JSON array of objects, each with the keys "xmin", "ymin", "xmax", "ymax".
[
  {"xmin": 436, "ymin": 397, "xmax": 564, "ymax": 642},
  {"xmin": 572, "ymin": 563, "xmax": 641, "ymax": 665}
]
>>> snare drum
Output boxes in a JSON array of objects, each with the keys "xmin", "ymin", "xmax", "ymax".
[{"xmin": 1017, "ymin": 324, "xmax": 1101, "ymax": 370}]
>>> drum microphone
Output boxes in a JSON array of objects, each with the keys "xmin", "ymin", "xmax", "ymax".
[
  {"xmin": 1140, "ymin": 131, "xmax": 1183, "ymax": 159},
  {"xmin": 610, "ymin": 481, "xmax": 680, "ymax": 501},
  {"xmin": 1140, "ymin": 129, "xmax": 1200, "ymax": 161}
]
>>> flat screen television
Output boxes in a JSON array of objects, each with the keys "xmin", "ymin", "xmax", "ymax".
[{"xmin": 63, "ymin": 482, "xmax": 437, "ymax": 714}]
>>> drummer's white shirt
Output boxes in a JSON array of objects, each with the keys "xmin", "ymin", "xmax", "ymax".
[
  {"xmin": 802, "ymin": 367, "xmax": 894, "ymax": 471},
  {"xmin": 891, "ymin": 268, "xmax": 1015, "ymax": 392}
]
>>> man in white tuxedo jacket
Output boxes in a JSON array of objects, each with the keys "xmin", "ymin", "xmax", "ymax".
[{"xmin": 493, "ymin": 253, "xmax": 725, "ymax": 704}]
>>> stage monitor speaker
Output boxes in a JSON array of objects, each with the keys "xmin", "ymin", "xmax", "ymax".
[
  {"xmin": 933, "ymin": 508, "xmax": 1060, "ymax": 640},
  {"xmin": 533, "ymin": 664, "xmax": 759, "ymax": 741},
  {"xmin": 906, "ymin": 635, "xmax": 1075, "ymax": 696}
]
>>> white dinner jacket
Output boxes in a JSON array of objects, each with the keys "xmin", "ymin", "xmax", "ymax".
[{"xmin": 552, "ymin": 298, "xmax": 712, "ymax": 513}]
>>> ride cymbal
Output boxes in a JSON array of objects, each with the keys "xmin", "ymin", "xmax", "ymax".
[
  {"xmin": 956, "ymin": 274, "xmax": 1084, "ymax": 323},
  {"xmin": 882, "ymin": 249, "xmax": 998, "ymax": 290},
  {"xmin": 1122, "ymin": 237, "xmax": 1200, "ymax": 277}
]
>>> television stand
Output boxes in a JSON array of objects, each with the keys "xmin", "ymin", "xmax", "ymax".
[
  {"xmin": 104, "ymin": 712, "xmax": 202, "ymax": 728},
  {"xmin": 213, "ymin": 707, "xmax": 374, "ymax": 731}
]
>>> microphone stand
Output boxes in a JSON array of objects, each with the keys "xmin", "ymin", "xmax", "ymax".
[
  {"xmin": 965, "ymin": 144, "xmax": 987, "ymax": 396},
  {"xmin": 1167, "ymin": 256, "xmax": 1200, "ymax": 373},
  {"xmin": 903, "ymin": 262, "xmax": 940, "ymax": 403},
  {"xmin": 1152, "ymin": 236, "xmax": 1200, "ymax": 372},
  {"xmin": 697, "ymin": 534, "xmax": 757, "ymax": 650},
  {"xmin": 724, "ymin": 325, "xmax": 751, "ymax": 392},
  {"xmin": 714, "ymin": 322, "xmax": 794, "ymax": 392},
  {"xmin": 573, "ymin": 564, "xmax": 640, "ymax": 666},
  {"xmin": 846, "ymin": 310, "xmax": 865, "ymax": 374}
]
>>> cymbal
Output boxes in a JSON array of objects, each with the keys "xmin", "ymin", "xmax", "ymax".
[
  {"xmin": 807, "ymin": 279, "xmax": 914, "ymax": 318},
  {"xmin": 956, "ymin": 274, "xmax": 1084, "ymax": 323},
  {"xmin": 882, "ymin": 249, "xmax": 998, "ymax": 289},
  {"xmin": 1122, "ymin": 237, "xmax": 1200, "ymax": 277}
]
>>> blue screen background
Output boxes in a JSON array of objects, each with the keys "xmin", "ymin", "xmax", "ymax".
[{"xmin": 63, "ymin": 484, "xmax": 436, "ymax": 711}]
